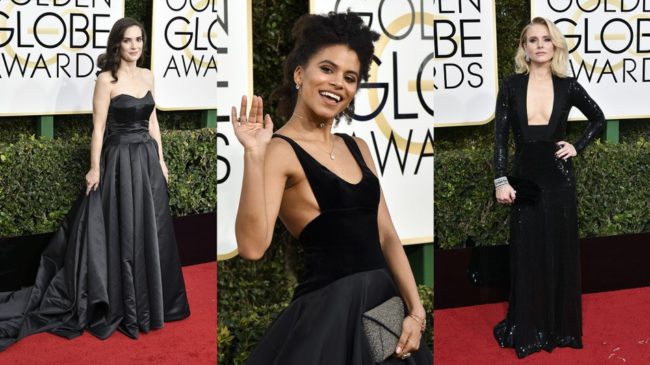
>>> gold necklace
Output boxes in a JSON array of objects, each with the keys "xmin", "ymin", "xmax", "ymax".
[
  {"xmin": 292, "ymin": 113, "xmax": 331, "ymax": 129},
  {"xmin": 314, "ymin": 136, "xmax": 337, "ymax": 160},
  {"xmin": 290, "ymin": 114, "xmax": 336, "ymax": 159}
]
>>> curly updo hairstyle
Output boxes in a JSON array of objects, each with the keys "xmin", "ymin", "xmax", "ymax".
[
  {"xmin": 272, "ymin": 11, "xmax": 380, "ymax": 124},
  {"xmin": 96, "ymin": 17, "xmax": 147, "ymax": 83}
]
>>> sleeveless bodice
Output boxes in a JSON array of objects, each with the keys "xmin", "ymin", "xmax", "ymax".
[
  {"xmin": 273, "ymin": 133, "xmax": 388, "ymax": 300},
  {"xmin": 106, "ymin": 91, "xmax": 154, "ymax": 137}
]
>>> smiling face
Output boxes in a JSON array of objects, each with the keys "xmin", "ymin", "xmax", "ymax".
[
  {"xmin": 293, "ymin": 44, "xmax": 361, "ymax": 121},
  {"xmin": 523, "ymin": 24, "xmax": 555, "ymax": 65},
  {"xmin": 119, "ymin": 25, "xmax": 143, "ymax": 63}
]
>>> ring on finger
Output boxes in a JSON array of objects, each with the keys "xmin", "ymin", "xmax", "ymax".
[{"xmin": 400, "ymin": 352, "xmax": 411, "ymax": 359}]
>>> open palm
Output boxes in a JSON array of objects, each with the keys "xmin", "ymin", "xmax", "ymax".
[{"xmin": 231, "ymin": 95, "xmax": 273, "ymax": 149}]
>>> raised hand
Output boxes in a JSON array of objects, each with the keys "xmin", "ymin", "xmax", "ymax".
[{"xmin": 231, "ymin": 95, "xmax": 274, "ymax": 151}]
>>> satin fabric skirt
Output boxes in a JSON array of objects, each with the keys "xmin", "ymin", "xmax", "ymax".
[
  {"xmin": 246, "ymin": 268, "xmax": 432, "ymax": 365},
  {"xmin": 494, "ymin": 141, "xmax": 582, "ymax": 358},
  {"xmin": 0, "ymin": 132, "xmax": 189, "ymax": 352}
]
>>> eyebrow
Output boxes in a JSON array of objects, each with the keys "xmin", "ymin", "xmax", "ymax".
[{"xmin": 319, "ymin": 59, "xmax": 360, "ymax": 77}]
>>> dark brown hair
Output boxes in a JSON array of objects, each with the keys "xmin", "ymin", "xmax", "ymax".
[
  {"xmin": 96, "ymin": 18, "xmax": 147, "ymax": 83},
  {"xmin": 271, "ymin": 11, "xmax": 379, "ymax": 123}
]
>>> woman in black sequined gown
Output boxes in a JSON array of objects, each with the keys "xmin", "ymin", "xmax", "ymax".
[
  {"xmin": 493, "ymin": 17, "xmax": 604, "ymax": 359},
  {"xmin": 0, "ymin": 18, "xmax": 189, "ymax": 352},
  {"xmin": 230, "ymin": 12, "xmax": 431, "ymax": 364}
]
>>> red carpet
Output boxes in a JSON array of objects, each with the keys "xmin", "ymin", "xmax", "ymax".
[
  {"xmin": 435, "ymin": 287, "xmax": 650, "ymax": 364},
  {"xmin": 0, "ymin": 262, "xmax": 216, "ymax": 365}
]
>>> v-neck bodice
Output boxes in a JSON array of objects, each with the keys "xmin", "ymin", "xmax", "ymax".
[
  {"xmin": 494, "ymin": 73, "xmax": 605, "ymax": 179},
  {"xmin": 272, "ymin": 133, "xmax": 387, "ymax": 300}
]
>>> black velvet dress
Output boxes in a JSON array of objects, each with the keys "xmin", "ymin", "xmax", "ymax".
[
  {"xmin": 493, "ymin": 74, "xmax": 604, "ymax": 358},
  {"xmin": 245, "ymin": 133, "xmax": 432, "ymax": 364},
  {"xmin": 0, "ymin": 91, "xmax": 190, "ymax": 352}
]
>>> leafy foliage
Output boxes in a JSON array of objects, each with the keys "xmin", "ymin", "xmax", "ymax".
[
  {"xmin": 434, "ymin": 140, "xmax": 650, "ymax": 249},
  {"xmin": 0, "ymin": 129, "xmax": 216, "ymax": 237}
]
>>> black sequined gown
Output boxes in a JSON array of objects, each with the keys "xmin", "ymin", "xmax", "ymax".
[
  {"xmin": 245, "ymin": 133, "xmax": 432, "ymax": 365},
  {"xmin": 0, "ymin": 91, "xmax": 190, "ymax": 352},
  {"xmin": 492, "ymin": 74, "xmax": 604, "ymax": 358}
]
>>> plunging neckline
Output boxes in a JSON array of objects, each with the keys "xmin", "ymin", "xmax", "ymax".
[
  {"xmin": 524, "ymin": 74, "xmax": 555, "ymax": 127},
  {"xmin": 279, "ymin": 133, "xmax": 366, "ymax": 186}
]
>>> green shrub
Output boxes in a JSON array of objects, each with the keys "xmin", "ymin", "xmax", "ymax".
[
  {"xmin": 0, "ymin": 129, "xmax": 216, "ymax": 237},
  {"xmin": 434, "ymin": 139, "xmax": 650, "ymax": 249}
]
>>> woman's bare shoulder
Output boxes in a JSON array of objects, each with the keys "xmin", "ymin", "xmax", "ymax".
[{"xmin": 96, "ymin": 71, "xmax": 113, "ymax": 84}]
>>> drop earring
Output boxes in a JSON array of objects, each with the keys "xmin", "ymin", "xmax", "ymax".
[
  {"xmin": 524, "ymin": 54, "xmax": 530, "ymax": 62},
  {"xmin": 295, "ymin": 84, "xmax": 300, "ymax": 90}
]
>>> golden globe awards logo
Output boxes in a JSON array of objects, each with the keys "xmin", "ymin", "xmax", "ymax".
[
  {"xmin": 151, "ymin": 0, "xmax": 218, "ymax": 110},
  {"xmin": 547, "ymin": 1, "xmax": 650, "ymax": 82},
  {"xmin": 0, "ymin": 1, "xmax": 115, "ymax": 79},
  {"xmin": 433, "ymin": 0, "xmax": 498, "ymax": 126},
  {"xmin": 0, "ymin": 0, "xmax": 123, "ymax": 115},
  {"xmin": 161, "ymin": 0, "xmax": 217, "ymax": 78},
  {"xmin": 533, "ymin": 0, "xmax": 650, "ymax": 119},
  {"xmin": 433, "ymin": 2, "xmax": 485, "ymax": 93}
]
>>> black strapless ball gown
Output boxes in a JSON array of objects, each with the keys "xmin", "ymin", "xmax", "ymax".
[
  {"xmin": 0, "ymin": 91, "xmax": 190, "ymax": 352},
  {"xmin": 244, "ymin": 133, "xmax": 432, "ymax": 365}
]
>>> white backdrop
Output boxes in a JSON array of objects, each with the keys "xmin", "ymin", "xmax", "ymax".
[
  {"xmin": 532, "ymin": 1, "xmax": 650, "ymax": 120},
  {"xmin": 0, "ymin": 1, "xmax": 124, "ymax": 116},
  {"xmin": 151, "ymin": 0, "xmax": 218, "ymax": 110},
  {"xmin": 216, "ymin": 0, "xmax": 252, "ymax": 259},
  {"xmin": 433, "ymin": 0, "xmax": 498, "ymax": 126},
  {"xmin": 217, "ymin": 0, "xmax": 433, "ymax": 259}
]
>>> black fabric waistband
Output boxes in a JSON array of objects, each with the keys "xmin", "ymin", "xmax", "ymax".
[{"xmin": 104, "ymin": 131, "xmax": 151, "ymax": 146}]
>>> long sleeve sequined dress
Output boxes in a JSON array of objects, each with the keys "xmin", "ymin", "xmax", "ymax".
[{"xmin": 492, "ymin": 73, "xmax": 604, "ymax": 358}]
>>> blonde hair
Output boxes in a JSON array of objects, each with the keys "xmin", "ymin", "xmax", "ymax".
[{"xmin": 515, "ymin": 17, "xmax": 569, "ymax": 77}]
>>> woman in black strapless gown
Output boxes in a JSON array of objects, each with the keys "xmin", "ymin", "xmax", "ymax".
[
  {"xmin": 493, "ymin": 17, "xmax": 604, "ymax": 359},
  {"xmin": 0, "ymin": 18, "xmax": 189, "ymax": 352},
  {"xmin": 230, "ymin": 12, "xmax": 431, "ymax": 364}
]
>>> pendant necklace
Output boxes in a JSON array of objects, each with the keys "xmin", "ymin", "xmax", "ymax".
[
  {"xmin": 309, "ymin": 136, "xmax": 337, "ymax": 160},
  {"xmin": 291, "ymin": 113, "xmax": 336, "ymax": 159}
]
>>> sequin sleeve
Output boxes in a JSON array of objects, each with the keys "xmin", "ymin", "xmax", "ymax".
[
  {"xmin": 569, "ymin": 79, "xmax": 605, "ymax": 153},
  {"xmin": 494, "ymin": 77, "xmax": 511, "ymax": 179}
]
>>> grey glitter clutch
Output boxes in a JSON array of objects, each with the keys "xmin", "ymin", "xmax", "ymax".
[{"xmin": 362, "ymin": 296, "xmax": 405, "ymax": 363}]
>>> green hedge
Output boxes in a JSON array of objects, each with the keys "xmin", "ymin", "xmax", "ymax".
[
  {"xmin": 434, "ymin": 139, "xmax": 650, "ymax": 249},
  {"xmin": 0, "ymin": 128, "xmax": 216, "ymax": 237}
]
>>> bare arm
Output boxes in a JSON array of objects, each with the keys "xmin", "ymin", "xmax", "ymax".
[
  {"xmin": 354, "ymin": 136, "xmax": 426, "ymax": 356},
  {"xmin": 232, "ymin": 96, "xmax": 287, "ymax": 260},
  {"xmin": 85, "ymin": 73, "xmax": 112, "ymax": 195}
]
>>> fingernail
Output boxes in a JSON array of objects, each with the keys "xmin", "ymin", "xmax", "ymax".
[{"xmin": 396, "ymin": 346, "xmax": 402, "ymax": 354}]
